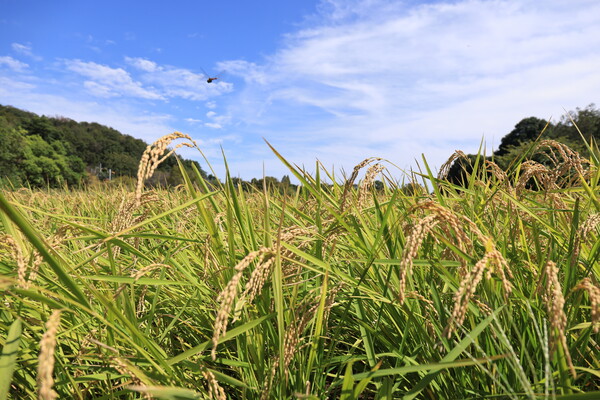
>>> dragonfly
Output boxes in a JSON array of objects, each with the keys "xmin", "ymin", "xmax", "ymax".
[{"xmin": 201, "ymin": 67, "xmax": 222, "ymax": 83}]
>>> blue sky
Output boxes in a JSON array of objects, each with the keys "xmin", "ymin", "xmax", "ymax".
[{"xmin": 1, "ymin": 0, "xmax": 599, "ymax": 181}]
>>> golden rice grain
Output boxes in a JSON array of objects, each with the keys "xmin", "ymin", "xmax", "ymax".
[
  {"xmin": 400, "ymin": 200, "xmax": 485, "ymax": 303},
  {"xmin": 111, "ymin": 357, "xmax": 152, "ymax": 399},
  {"xmin": 400, "ymin": 202, "xmax": 512, "ymax": 338},
  {"xmin": 573, "ymin": 278, "xmax": 600, "ymax": 333},
  {"xmin": 516, "ymin": 141, "xmax": 591, "ymax": 195},
  {"xmin": 37, "ymin": 310, "xmax": 63, "ymax": 400},
  {"xmin": 406, "ymin": 290, "xmax": 434, "ymax": 306},
  {"xmin": 201, "ymin": 368, "xmax": 226, "ymax": 400},
  {"xmin": 135, "ymin": 132, "xmax": 197, "ymax": 206},
  {"xmin": 438, "ymin": 150, "xmax": 468, "ymax": 181},
  {"xmin": 260, "ymin": 282, "xmax": 343, "ymax": 400},
  {"xmin": 516, "ymin": 161, "xmax": 553, "ymax": 193},
  {"xmin": 537, "ymin": 140, "xmax": 589, "ymax": 178},
  {"xmin": 0, "ymin": 235, "xmax": 27, "ymax": 289},
  {"xmin": 484, "ymin": 159, "xmax": 508, "ymax": 183},
  {"xmin": 358, "ymin": 163, "xmax": 385, "ymax": 207},
  {"xmin": 399, "ymin": 214, "xmax": 438, "ymax": 303},
  {"xmin": 573, "ymin": 214, "xmax": 600, "ymax": 262},
  {"xmin": 241, "ymin": 256, "xmax": 275, "ymax": 304},
  {"xmin": 340, "ymin": 157, "xmax": 383, "ymax": 212},
  {"xmin": 541, "ymin": 261, "xmax": 575, "ymax": 378},
  {"xmin": 445, "ymin": 248, "xmax": 511, "ymax": 338},
  {"xmin": 212, "ymin": 248, "xmax": 273, "ymax": 360}
]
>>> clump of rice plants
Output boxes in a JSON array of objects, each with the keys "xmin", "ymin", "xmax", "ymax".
[{"xmin": 1, "ymin": 132, "xmax": 599, "ymax": 399}]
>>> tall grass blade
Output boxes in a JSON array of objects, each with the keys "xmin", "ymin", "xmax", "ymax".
[
  {"xmin": 0, "ymin": 191, "xmax": 90, "ymax": 307},
  {"xmin": 0, "ymin": 318, "xmax": 22, "ymax": 400}
]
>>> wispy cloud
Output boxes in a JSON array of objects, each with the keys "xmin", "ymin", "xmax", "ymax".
[
  {"xmin": 125, "ymin": 57, "xmax": 234, "ymax": 101},
  {"xmin": 219, "ymin": 60, "xmax": 268, "ymax": 85},
  {"xmin": 0, "ymin": 76, "xmax": 35, "ymax": 91},
  {"xmin": 62, "ymin": 57, "xmax": 234, "ymax": 102},
  {"xmin": 0, "ymin": 58, "xmax": 238, "ymax": 166},
  {"xmin": 217, "ymin": 0, "xmax": 600, "ymax": 177},
  {"xmin": 2, "ymin": 0, "xmax": 599, "ymax": 182},
  {"xmin": 0, "ymin": 81, "xmax": 175, "ymax": 143},
  {"xmin": 65, "ymin": 59, "xmax": 164, "ymax": 99},
  {"xmin": 0, "ymin": 56, "xmax": 28, "ymax": 72},
  {"xmin": 11, "ymin": 42, "xmax": 42, "ymax": 61},
  {"xmin": 125, "ymin": 57, "xmax": 159, "ymax": 72},
  {"xmin": 203, "ymin": 110, "xmax": 232, "ymax": 129}
]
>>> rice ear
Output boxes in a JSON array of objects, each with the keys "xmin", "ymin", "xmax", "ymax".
[{"xmin": 37, "ymin": 310, "xmax": 63, "ymax": 400}]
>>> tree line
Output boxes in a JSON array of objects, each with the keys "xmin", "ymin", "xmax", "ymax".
[
  {"xmin": 444, "ymin": 104, "xmax": 600, "ymax": 185},
  {"xmin": 0, "ymin": 104, "xmax": 206, "ymax": 188},
  {"xmin": 1, "ymin": 103, "xmax": 598, "ymax": 189}
]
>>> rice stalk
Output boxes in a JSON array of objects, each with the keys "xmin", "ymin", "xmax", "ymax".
[
  {"xmin": 340, "ymin": 157, "xmax": 383, "ymax": 212},
  {"xmin": 0, "ymin": 234, "xmax": 27, "ymax": 288},
  {"xmin": 201, "ymin": 368, "xmax": 226, "ymax": 400},
  {"xmin": 135, "ymin": 132, "xmax": 198, "ymax": 206},
  {"xmin": 211, "ymin": 247, "xmax": 274, "ymax": 360},
  {"xmin": 573, "ymin": 278, "xmax": 600, "ymax": 333},
  {"xmin": 357, "ymin": 163, "xmax": 385, "ymax": 207},
  {"xmin": 37, "ymin": 310, "xmax": 63, "ymax": 400},
  {"xmin": 540, "ymin": 261, "xmax": 576, "ymax": 379}
]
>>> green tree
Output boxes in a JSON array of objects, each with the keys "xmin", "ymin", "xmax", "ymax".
[
  {"xmin": 0, "ymin": 120, "xmax": 26, "ymax": 185},
  {"xmin": 24, "ymin": 116, "xmax": 63, "ymax": 142},
  {"xmin": 400, "ymin": 182, "xmax": 425, "ymax": 196},
  {"xmin": 549, "ymin": 104, "xmax": 600, "ymax": 156},
  {"xmin": 1, "ymin": 104, "xmax": 210, "ymax": 187},
  {"xmin": 19, "ymin": 135, "xmax": 85, "ymax": 187},
  {"xmin": 494, "ymin": 116, "xmax": 549, "ymax": 157}
]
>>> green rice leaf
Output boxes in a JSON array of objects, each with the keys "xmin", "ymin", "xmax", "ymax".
[{"xmin": 0, "ymin": 318, "xmax": 22, "ymax": 400}]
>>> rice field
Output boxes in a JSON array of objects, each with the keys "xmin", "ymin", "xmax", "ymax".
[{"xmin": 1, "ymin": 133, "xmax": 599, "ymax": 399}]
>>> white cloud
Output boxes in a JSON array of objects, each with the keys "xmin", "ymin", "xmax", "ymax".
[
  {"xmin": 65, "ymin": 59, "xmax": 164, "ymax": 100},
  {"xmin": 0, "ymin": 83, "xmax": 175, "ymax": 143},
  {"xmin": 125, "ymin": 56, "xmax": 159, "ymax": 72},
  {"xmin": 0, "ymin": 76, "xmax": 35, "ymax": 91},
  {"xmin": 217, "ymin": 0, "xmax": 600, "ymax": 178},
  {"xmin": 203, "ymin": 110, "xmax": 231, "ymax": 129},
  {"xmin": 11, "ymin": 43, "xmax": 42, "ymax": 61},
  {"xmin": 0, "ymin": 72, "xmax": 234, "ymax": 174},
  {"xmin": 125, "ymin": 56, "xmax": 234, "ymax": 101},
  {"xmin": 218, "ymin": 60, "xmax": 268, "ymax": 85},
  {"xmin": 87, "ymin": 46, "xmax": 102, "ymax": 54},
  {"xmin": 82, "ymin": 81, "xmax": 115, "ymax": 98},
  {"xmin": 2, "ymin": 0, "xmax": 599, "ymax": 182},
  {"xmin": 0, "ymin": 56, "xmax": 28, "ymax": 72}
]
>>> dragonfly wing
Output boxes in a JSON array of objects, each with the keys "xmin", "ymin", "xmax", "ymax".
[{"xmin": 200, "ymin": 67, "xmax": 210, "ymax": 78}]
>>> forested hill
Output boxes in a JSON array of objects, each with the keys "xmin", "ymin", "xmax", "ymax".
[
  {"xmin": 1, "ymin": 103, "xmax": 599, "ymax": 189},
  {"xmin": 443, "ymin": 104, "xmax": 600, "ymax": 184},
  {"xmin": 0, "ymin": 104, "xmax": 206, "ymax": 187},
  {"xmin": 492, "ymin": 104, "xmax": 600, "ymax": 162}
]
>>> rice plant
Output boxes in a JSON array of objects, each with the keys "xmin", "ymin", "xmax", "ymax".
[{"xmin": 1, "ymin": 133, "xmax": 599, "ymax": 399}]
